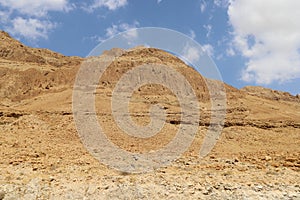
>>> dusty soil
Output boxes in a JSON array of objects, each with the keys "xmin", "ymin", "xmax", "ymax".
[{"xmin": 0, "ymin": 31, "xmax": 299, "ymax": 199}]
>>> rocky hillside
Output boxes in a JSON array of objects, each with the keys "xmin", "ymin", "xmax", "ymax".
[
  {"xmin": 0, "ymin": 31, "xmax": 82, "ymax": 67},
  {"xmin": 241, "ymin": 86, "xmax": 300, "ymax": 102},
  {"xmin": 0, "ymin": 31, "xmax": 299, "ymax": 199}
]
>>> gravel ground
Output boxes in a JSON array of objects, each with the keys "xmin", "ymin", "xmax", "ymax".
[{"xmin": 1, "ymin": 158, "xmax": 299, "ymax": 200}]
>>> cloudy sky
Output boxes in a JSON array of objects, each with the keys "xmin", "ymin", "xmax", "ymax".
[{"xmin": 0, "ymin": 0, "xmax": 299, "ymax": 94}]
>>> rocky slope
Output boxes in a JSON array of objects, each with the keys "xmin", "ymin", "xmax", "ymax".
[
  {"xmin": 0, "ymin": 31, "xmax": 299, "ymax": 199},
  {"xmin": 0, "ymin": 31, "xmax": 82, "ymax": 67},
  {"xmin": 241, "ymin": 86, "xmax": 300, "ymax": 102}
]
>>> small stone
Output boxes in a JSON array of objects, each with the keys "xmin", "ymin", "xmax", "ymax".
[
  {"xmin": 254, "ymin": 185, "xmax": 263, "ymax": 192},
  {"xmin": 102, "ymin": 185, "xmax": 109, "ymax": 190},
  {"xmin": 213, "ymin": 184, "xmax": 221, "ymax": 190},
  {"xmin": 283, "ymin": 162, "xmax": 294, "ymax": 167},
  {"xmin": 87, "ymin": 185, "xmax": 98, "ymax": 195},
  {"xmin": 265, "ymin": 156, "xmax": 272, "ymax": 161},
  {"xmin": 271, "ymin": 162, "xmax": 280, "ymax": 168},
  {"xmin": 203, "ymin": 186, "xmax": 212, "ymax": 195},
  {"xmin": 283, "ymin": 192, "xmax": 288, "ymax": 196},
  {"xmin": 285, "ymin": 157, "xmax": 296, "ymax": 162},
  {"xmin": 288, "ymin": 193, "xmax": 298, "ymax": 198},
  {"xmin": 225, "ymin": 160, "xmax": 233, "ymax": 164},
  {"xmin": 224, "ymin": 184, "xmax": 235, "ymax": 191}
]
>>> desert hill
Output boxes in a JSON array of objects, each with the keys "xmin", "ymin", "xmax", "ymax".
[
  {"xmin": 241, "ymin": 86, "xmax": 300, "ymax": 102},
  {"xmin": 0, "ymin": 31, "xmax": 82, "ymax": 67},
  {"xmin": 0, "ymin": 31, "xmax": 299, "ymax": 199}
]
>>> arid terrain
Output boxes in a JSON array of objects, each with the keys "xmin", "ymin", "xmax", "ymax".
[{"xmin": 0, "ymin": 31, "xmax": 299, "ymax": 199}]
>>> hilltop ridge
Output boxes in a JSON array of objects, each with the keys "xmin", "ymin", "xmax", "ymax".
[{"xmin": 0, "ymin": 31, "xmax": 82, "ymax": 67}]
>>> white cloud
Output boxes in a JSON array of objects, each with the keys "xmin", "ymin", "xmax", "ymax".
[
  {"xmin": 89, "ymin": 21, "xmax": 140, "ymax": 44},
  {"xmin": 88, "ymin": 0, "xmax": 127, "ymax": 11},
  {"xmin": 0, "ymin": 10, "xmax": 9, "ymax": 23},
  {"xmin": 228, "ymin": 0, "xmax": 300, "ymax": 84},
  {"xmin": 200, "ymin": 2, "xmax": 206, "ymax": 13},
  {"xmin": 0, "ymin": 0, "xmax": 72, "ymax": 41},
  {"xmin": 189, "ymin": 30, "xmax": 196, "ymax": 40},
  {"xmin": 0, "ymin": 0, "xmax": 71, "ymax": 17},
  {"xmin": 157, "ymin": 0, "xmax": 163, "ymax": 4},
  {"xmin": 7, "ymin": 17, "xmax": 56, "ymax": 40},
  {"xmin": 182, "ymin": 43, "xmax": 201, "ymax": 64},
  {"xmin": 120, "ymin": 22, "xmax": 139, "ymax": 41},
  {"xmin": 105, "ymin": 24, "xmax": 120, "ymax": 38},
  {"xmin": 214, "ymin": 0, "xmax": 229, "ymax": 8},
  {"xmin": 226, "ymin": 47, "xmax": 235, "ymax": 56},
  {"xmin": 203, "ymin": 24, "xmax": 212, "ymax": 38},
  {"xmin": 82, "ymin": 35, "xmax": 102, "ymax": 43},
  {"xmin": 123, "ymin": 28, "xmax": 138, "ymax": 41},
  {"xmin": 105, "ymin": 21, "xmax": 139, "ymax": 39},
  {"xmin": 182, "ymin": 42, "xmax": 214, "ymax": 65},
  {"xmin": 202, "ymin": 44, "xmax": 214, "ymax": 57}
]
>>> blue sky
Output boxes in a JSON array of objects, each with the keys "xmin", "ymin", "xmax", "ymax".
[{"xmin": 0, "ymin": 0, "xmax": 299, "ymax": 95}]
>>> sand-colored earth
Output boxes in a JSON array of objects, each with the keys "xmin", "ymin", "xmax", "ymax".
[{"xmin": 0, "ymin": 31, "xmax": 299, "ymax": 199}]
